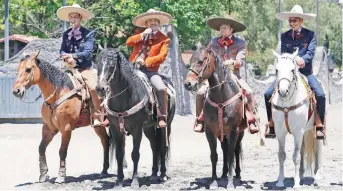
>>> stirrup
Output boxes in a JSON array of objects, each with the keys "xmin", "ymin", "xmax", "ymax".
[
  {"xmin": 265, "ymin": 124, "xmax": 276, "ymax": 139},
  {"xmin": 194, "ymin": 119, "xmax": 204, "ymax": 133},
  {"xmin": 315, "ymin": 127, "xmax": 325, "ymax": 140},
  {"xmin": 248, "ymin": 123, "xmax": 259, "ymax": 134}
]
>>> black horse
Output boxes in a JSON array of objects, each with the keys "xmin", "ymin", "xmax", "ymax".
[{"xmin": 95, "ymin": 47, "xmax": 176, "ymax": 187}]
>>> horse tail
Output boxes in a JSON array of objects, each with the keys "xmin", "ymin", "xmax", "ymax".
[{"xmin": 302, "ymin": 128, "xmax": 315, "ymax": 172}]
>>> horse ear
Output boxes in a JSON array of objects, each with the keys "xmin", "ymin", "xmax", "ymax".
[
  {"xmin": 272, "ymin": 50, "xmax": 280, "ymax": 59},
  {"xmin": 292, "ymin": 47, "xmax": 299, "ymax": 59},
  {"xmin": 32, "ymin": 50, "xmax": 40, "ymax": 59}
]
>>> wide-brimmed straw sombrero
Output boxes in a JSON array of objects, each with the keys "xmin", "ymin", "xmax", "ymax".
[
  {"xmin": 56, "ymin": 4, "xmax": 93, "ymax": 21},
  {"xmin": 132, "ymin": 9, "xmax": 173, "ymax": 27},
  {"xmin": 207, "ymin": 16, "xmax": 246, "ymax": 33},
  {"xmin": 276, "ymin": 5, "xmax": 316, "ymax": 20}
]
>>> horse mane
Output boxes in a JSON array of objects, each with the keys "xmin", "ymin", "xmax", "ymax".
[
  {"xmin": 33, "ymin": 57, "xmax": 74, "ymax": 92},
  {"xmin": 100, "ymin": 48, "xmax": 147, "ymax": 99}
]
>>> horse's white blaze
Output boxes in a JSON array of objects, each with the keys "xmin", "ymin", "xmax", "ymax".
[{"xmin": 99, "ymin": 57, "xmax": 107, "ymax": 86}]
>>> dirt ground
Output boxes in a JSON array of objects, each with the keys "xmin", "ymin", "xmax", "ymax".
[{"xmin": 0, "ymin": 103, "xmax": 342, "ymax": 190}]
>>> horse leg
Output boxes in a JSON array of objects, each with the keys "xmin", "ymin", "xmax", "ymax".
[
  {"xmin": 205, "ymin": 127, "xmax": 218, "ymax": 189},
  {"xmin": 38, "ymin": 123, "xmax": 56, "ymax": 182},
  {"xmin": 143, "ymin": 125, "xmax": 159, "ymax": 182},
  {"xmin": 234, "ymin": 131, "xmax": 244, "ymax": 180},
  {"xmin": 226, "ymin": 128, "xmax": 238, "ymax": 189},
  {"xmin": 55, "ymin": 130, "xmax": 72, "ymax": 183},
  {"xmin": 110, "ymin": 126, "xmax": 125, "ymax": 187},
  {"xmin": 159, "ymin": 125, "xmax": 171, "ymax": 182},
  {"xmin": 293, "ymin": 131, "xmax": 304, "ymax": 188},
  {"xmin": 276, "ymin": 131, "xmax": 287, "ymax": 187},
  {"xmin": 93, "ymin": 127, "xmax": 110, "ymax": 176},
  {"xmin": 130, "ymin": 126, "xmax": 142, "ymax": 188},
  {"xmin": 220, "ymin": 136, "xmax": 228, "ymax": 180},
  {"xmin": 299, "ymin": 137, "xmax": 305, "ymax": 181},
  {"xmin": 314, "ymin": 139, "xmax": 323, "ymax": 180}
]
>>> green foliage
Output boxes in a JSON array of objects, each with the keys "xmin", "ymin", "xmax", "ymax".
[{"xmin": 0, "ymin": 0, "xmax": 341, "ymax": 68}]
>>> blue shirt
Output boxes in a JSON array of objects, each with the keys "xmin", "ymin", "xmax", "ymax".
[{"xmin": 60, "ymin": 26, "xmax": 94, "ymax": 69}]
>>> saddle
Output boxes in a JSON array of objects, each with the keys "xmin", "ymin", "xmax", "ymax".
[
  {"xmin": 229, "ymin": 74, "xmax": 259, "ymax": 132},
  {"xmin": 64, "ymin": 68, "xmax": 92, "ymax": 127},
  {"xmin": 135, "ymin": 70, "xmax": 176, "ymax": 116}
]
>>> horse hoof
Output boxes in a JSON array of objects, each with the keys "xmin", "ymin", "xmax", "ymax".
[
  {"xmin": 234, "ymin": 175, "xmax": 241, "ymax": 180},
  {"xmin": 276, "ymin": 181, "xmax": 284, "ymax": 188},
  {"xmin": 209, "ymin": 180, "xmax": 218, "ymax": 190},
  {"xmin": 150, "ymin": 175, "xmax": 159, "ymax": 182},
  {"xmin": 131, "ymin": 178, "xmax": 139, "ymax": 188},
  {"xmin": 39, "ymin": 174, "xmax": 49, "ymax": 183},
  {"xmin": 99, "ymin": 171, "xmax": 109, "ymax": 178},
  {"xmin": 221, "ymin": 175, "xmax": 228, "ymax": 180},
  {"xmin": 114, "ymin": 181, "xmax": 123, "ymax": 188},
  {"xmin": 55, "ymin": 176, "xmax": 65, "ymax": 184}
]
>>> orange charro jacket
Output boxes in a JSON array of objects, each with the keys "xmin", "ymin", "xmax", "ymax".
[{"xmin": 126, "ymin": 30, "xmax": 170, "ymax": 72}]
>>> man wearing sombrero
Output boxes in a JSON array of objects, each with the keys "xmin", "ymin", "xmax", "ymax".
[
  {"xmin": 57, "ymin": 4, "xmax": 105, "ymax": 127},
  {"xmin": 193, "ymin": 15, "xmax": 260, "ymax": 134},
  {"xmin": 264, "ymin": 5, "xmax": 326, "ymax": 139},
  {"xmin": 126, "ymin": 9, "xmax": 173, "ymax": 128}
]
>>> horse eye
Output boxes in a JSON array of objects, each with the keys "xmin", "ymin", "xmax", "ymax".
[
  {"xmin": 25, "ymin": 68, "xmax": 32, "ymax": 73},
  {"xmin": 197, "ymin": 61, "xmax": 203, "ymax": 64}
]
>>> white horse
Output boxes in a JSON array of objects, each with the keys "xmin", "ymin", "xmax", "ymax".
[{"xmin": 271, "ymin": 49, "xmax": 323, "ymax": 188}]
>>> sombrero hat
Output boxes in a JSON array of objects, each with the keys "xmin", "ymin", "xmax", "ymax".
[
  {"xmin": 132, "ymin": 9, "xmax": 173, "ymax": 27},
  {"xmin": 56, "ymin": 4, "xmax": 93, "ymax": 21},
  {"xmin": 276, "ymin": 5, "xmax": 316, "ymax": 20},
  {"xmin": 207, "ymin": 16, "xmax": 246, "ymax": 33}
]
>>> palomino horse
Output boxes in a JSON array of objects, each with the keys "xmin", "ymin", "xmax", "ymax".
[
  {"xmin": 96, "ymin": 48, "xmax": 176, "ymax": 187},
  {"xmin": 12, "ymin": 52, "xmax": 110, "ymax": 183},
  {"xmin": 271, "ymin": 49, "xmax": 323, "ymax": 188},
  {"xmin": 184, "ymin": 47, "xmax": 246, "ymax": 189}
]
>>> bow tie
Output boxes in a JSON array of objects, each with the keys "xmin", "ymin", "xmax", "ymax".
[
  {"xmin": 218, "ymin": 37, "xmax": 234, "ymax": 47},
  {"xmin": 292, "ymin": 30, "xmax": 303, "ymax": 40},
  {"xmin": 68, "ymin": 28, "xmax": 82, "ymax": 40}
]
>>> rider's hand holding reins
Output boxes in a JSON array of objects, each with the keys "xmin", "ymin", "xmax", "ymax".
[
  {"xmin": 136, "ymin": 54, "xmax": 145, "ymax": 66},
  {"xmin": 295, "ymin": 56, "xmax": 305, "ymax": 68}
]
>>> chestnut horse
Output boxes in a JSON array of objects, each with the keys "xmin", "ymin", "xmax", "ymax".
[{"xmin": 12, "ymin": 51, "xmax": 109, "ymax": 183}]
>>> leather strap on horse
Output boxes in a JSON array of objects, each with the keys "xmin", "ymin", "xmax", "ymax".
[
  {"xmin": 207, "ymin": 92, "xmax": 242, "ymax": 142},
  {"xmin": 103, "ymin": 95, "xmax": 149, "ymax": 134},
  {"xmin": 272, "ymin": 97, "xmax": 309, "ymax": 134}
]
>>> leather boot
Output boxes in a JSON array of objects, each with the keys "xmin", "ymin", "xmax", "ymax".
[
  {"xmin": 89, "ymin": 90, "xmax": 104, "ymax": 128},
  {"xmin": 157, "ymin": 88, "xmax": 167, "ymax": 128},
  {"xmin": 194, "ymin": 93, "xmax": 205, "ymax": 132},
  {"xmin": 265, "ymin": 119, "xmax": 276, "ymax": 138},
  {"xmin": 315, "ymin": 111, "xmax": 325, "ymax": 139}
]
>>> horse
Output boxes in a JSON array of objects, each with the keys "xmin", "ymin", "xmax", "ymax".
[
  {"xmin": 95, "ymin": 47, "xmax": 176, "ymax": 187},
  {"xmin": 183, "ymin": 46, "xmax": 246, "ymax": 189},
  {"xmin": 271, "ymin": 49, "xmax": 323, "ymax": 188},
  {"xmin": 12, "ymin": 51, "xmax": 110, "ymax": 183}
]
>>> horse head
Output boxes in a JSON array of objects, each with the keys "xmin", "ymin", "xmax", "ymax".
[
  {"xmin": 272, "ymin": 48, "xmax": 299, "ymax": 98},
  {"xmin": 184, "ymin": 46, "xmax": 217, "ymax": 92},
  {"xmin": 12, "ymin": 51, "xmax": 41, "ymax": 99},
  {"xmin": 95, "ymin": 47, "xmax": 120, "ymax": 97}
]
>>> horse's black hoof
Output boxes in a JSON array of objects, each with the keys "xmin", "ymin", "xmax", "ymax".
[
  {"xmin": 150, "ymin": 175, "xmax": 159, "ymax": 182},
  {"xmin": 234, "ymin": 175, "xmax": 241, "ymax": 180},
  {"xmin": 220, "ymin": 174, "xmax": 228, "ymax": 180}
]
